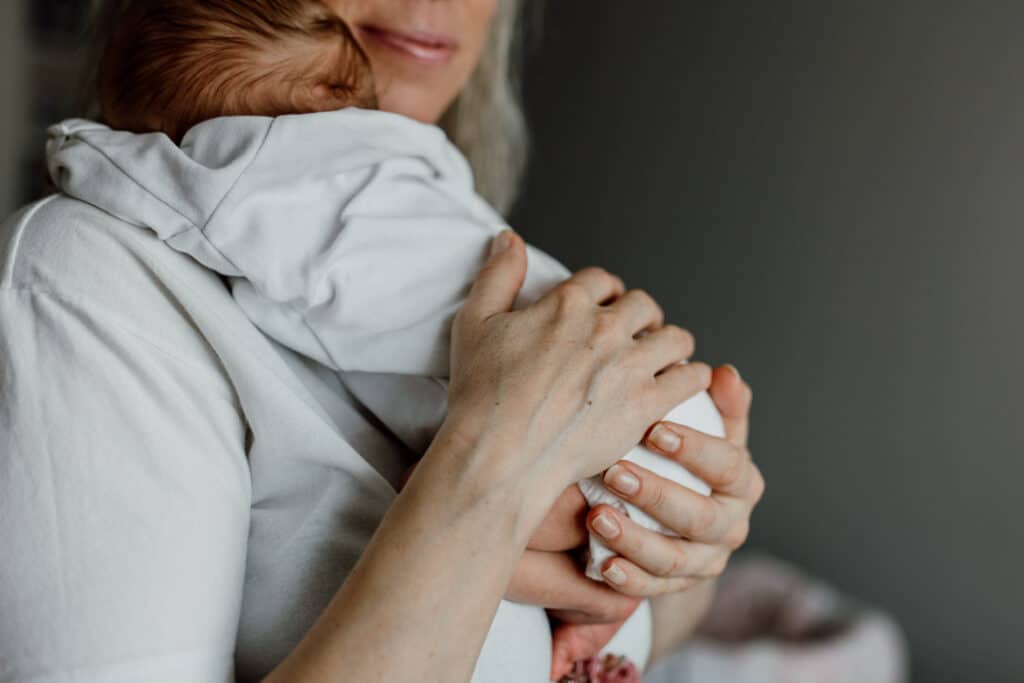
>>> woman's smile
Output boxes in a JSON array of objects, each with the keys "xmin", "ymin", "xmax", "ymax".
[
  {"xmin": 326, "ymin": 0, "xmax": 497, "ymax": 123},
  {"xmin": 358, "ymin": 25, "xmax": 458, "ymax": 65}
]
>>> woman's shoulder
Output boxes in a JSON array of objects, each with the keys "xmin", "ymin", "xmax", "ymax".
[
  {"xmin": 0, "ymin": 196, "xmax": 259, "ymax": 680},
  {"xmin": 2, "ymin": 193, "xmax": 224, "ymax": 309},
  {"xmin": 0, "ymin": 194, "xmax": 237, "ymax": 383}
]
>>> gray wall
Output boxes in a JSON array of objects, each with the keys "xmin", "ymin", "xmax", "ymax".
[
  {"xmin": 0, "ymin": 2, "xmax": 26, "ymax": 217},
  {"xmin": 512, "ymin": 3, "xmax": 1023, "ymax": 682}
]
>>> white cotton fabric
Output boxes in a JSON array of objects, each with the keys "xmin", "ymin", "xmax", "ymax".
[
  {"xmin": 0, "ymin": 194, "xmax": 576, "ymax": 683},
  {"xmin": 47, "ymin": 109, "xmax": 724, "ymax": 580},
  {"xmin": 1, "ymin": 108, "xmax": 711, "ymax": 681}
]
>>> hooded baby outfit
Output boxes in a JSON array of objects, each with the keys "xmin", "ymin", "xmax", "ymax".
[{"xmin": 48, "ymin": 106, "xmax": 723, "ymax": 623}]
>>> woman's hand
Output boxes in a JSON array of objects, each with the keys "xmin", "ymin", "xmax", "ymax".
[
  {"xmin": 584, "ymin": 364, "xmax": 763, "ymax": 596},
  {"xmin": 268, "ymin": 232, "xmax": 712, "ymax": 683},
  {"xmin": 440, "ymin": 230, "xmax": 712, "ymax": 508},
  {"xmin": 399, "ymin": 475, "xmax": 630, "ymax": 623}
]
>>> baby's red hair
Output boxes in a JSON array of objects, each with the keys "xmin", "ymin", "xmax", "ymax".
[{"xmin": 98, "ymin": 0, "xmax": 376, "ymax": 142}]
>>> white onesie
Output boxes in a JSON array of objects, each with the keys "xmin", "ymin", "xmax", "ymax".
[{"xmin": 48, "ymin": 107, "xmax": 722, "ymax": 618}]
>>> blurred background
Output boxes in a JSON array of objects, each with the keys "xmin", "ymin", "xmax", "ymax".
[
  {"xmin": 1, "ymin": 1, "xmax": 1021, "ymax": 681},
  {"xmin": 512, "ymin": 4, "xmax": 1023, "ymax": 682}
]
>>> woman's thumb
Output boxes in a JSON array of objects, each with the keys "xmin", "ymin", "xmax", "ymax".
[{"xmin": 462, "ymin": 230, "xmax": 527, "ymax": 321}]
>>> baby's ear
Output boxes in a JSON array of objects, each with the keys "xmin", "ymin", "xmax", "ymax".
[
  {"xmin": 296, "ymin": 7, "xmax": 377, "ymax": 111},
  {"xmin": 309, "ymin": 77, "xmax": 376, "ymax": 111},
  {"xmin": 320, "ymin": 35, "xmax": 378, "ymax": 110}
]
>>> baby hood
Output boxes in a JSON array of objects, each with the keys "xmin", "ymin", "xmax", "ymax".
[{"xmin": 46, "ymin": 109, "xmax": 483, "ymax": 277}]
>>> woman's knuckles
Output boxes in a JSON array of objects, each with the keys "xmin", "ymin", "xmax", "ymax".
[
  {"xmin": 620, "ymin": 288, "xmax": 664, "ymax": 325},
  {"xmin": 553, "ymin": 281, "xmax": 592, "ymax": 315},
  {"xmin": 687, "ymin": 497, "xmax": 720, "ymax": 540},
  {"xmin": 723, "ymin": 519, "xmax": 750, "ymax": 550},
  {"xmin": 662, "ymin": 324, "xmax": 694, "ymax": 357},
  {"xmin": 636, "ymin": 540, "xmax": 688, "ymax": 580},
  {"xmin": 707, "ymin": 446, "xmax": 745, "ymax": 490},
  {"xmin": 588, "ymin": 315, "xmax": 622, "ymax": 350}
]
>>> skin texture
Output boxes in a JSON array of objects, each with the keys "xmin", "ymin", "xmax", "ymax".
[
  {"xmin": 323, "ymin": 0, "xmax": 498, "ymax": 122},
  {"xmin": 396, "ymin": 295, "xmax": 762, "ymax": 682},
  {"xmin": 545, "ymin": 365, "xmax": 760, "ymax": 679},
  {"xmin": 265, "ymin": 233, "xmax": 710, "ymax": 682}
]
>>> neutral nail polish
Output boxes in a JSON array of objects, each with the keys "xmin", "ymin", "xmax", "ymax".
[
  {"xmin": 490, "ymin": 230, "xmax": 514, "ymax": 256},
  {"xmin": 725, "ymin": 363, "xmax": 742, "ymax": 380},
  {"xmin": 650, "ymin": 424, "xmax": 681, "ymax": 452},
  {"xmin": 591, "ymin": 513, "xmax": 620, "ymax": 539},
  {"xmin": 605, "ymin": 464, "xmax": 640, "ymax": 496},
  {"xmin": 603, "ymin": 563, "xmax": 626, "ymax": 585}
]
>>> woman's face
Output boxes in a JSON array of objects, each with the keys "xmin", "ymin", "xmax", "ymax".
[{"xmin": 326, "ymin": 0, "xmax": 498, "ymax": 123}]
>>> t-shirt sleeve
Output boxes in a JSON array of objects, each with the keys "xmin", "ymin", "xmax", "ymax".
[{"xmin": 0, "ymin": 288, "xmax": 252, "ymax": 682}]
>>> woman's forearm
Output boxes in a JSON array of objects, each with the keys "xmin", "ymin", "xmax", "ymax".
[
  {"xmin": 263, "ymin": 428, "xmax": 559, "ymax": 683},
  {"xmin": 647, "ymin": 579, "xmax": 717, "ymax": 668}
]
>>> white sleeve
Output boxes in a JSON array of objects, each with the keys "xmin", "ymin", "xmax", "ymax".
[{"xmin": 0, "ymin": 288, "xmax": 251, "ymax": 682}]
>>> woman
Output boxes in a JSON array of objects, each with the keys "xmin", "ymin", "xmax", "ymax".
[{"xmin": 0, "ymin": 0, "xmax": 763, "ymax": 681}]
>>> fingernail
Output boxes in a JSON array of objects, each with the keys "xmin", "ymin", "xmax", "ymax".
[
  {"xmin": 724, "ymin": 363, "xmax": 742, "ymax": 380},
  {"xmin": 603, "ymin": 563, "xmax": 627, "ymax": 585},
  {"xmin": 605, "ymin": 464, "xmax": 640, "ymax": 496},
  {"xmin": 650, "ymin": 424, "xmax": 681, "ymax": 453},
  {"xmin": 490, "ymin": 230, "xmax": 515, "ymax": 256},
  {"xmin": 591, "ymin": 513, "xmax": 620, "ymax": 539}
]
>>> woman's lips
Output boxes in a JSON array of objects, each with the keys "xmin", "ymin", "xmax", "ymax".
[{"xmin": 359, "ymin": 26, "xmax": 457, "ymax": 65}]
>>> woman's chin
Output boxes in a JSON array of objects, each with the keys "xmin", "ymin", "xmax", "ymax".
[{"xmin": 372, "ymin": 87, "xmax": 449, "ymax": 123}]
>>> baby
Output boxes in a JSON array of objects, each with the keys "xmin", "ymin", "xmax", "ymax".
[
  {"xmin": 60, "ymin": 0, "xmax": 725, "ymax": 678},
  {"xmin": 98, "ymin": 0, "xmax": 378, "ymax": 141}
]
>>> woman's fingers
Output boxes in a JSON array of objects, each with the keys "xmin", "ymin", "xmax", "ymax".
[
  {"xmin": 584, "ymin": 416, "xmax": 765, "ymax": 598},
  {"xmin": 597, "ymin": 425, "xmax": 763, "ymax": 542},
  {"xmin": 588, "ymin": 504, "xmax": 731, "ymax": 582},
  {"xmin": 538, "ymin": 266, "xmax": 625, "ymax": 311},
  {"xmin": 644, "ymin": 422, "xmax": 758, "ymax": 499},
  {"xmin": 457, "ymin": 230, "xmax": 527, "ymax": 323},
  {"xmin": 632, "ymin": 325, "xmax": 695, "ymax": 374},
  {"xmin": 597, "ymin": 555, "xmax": 721, "ymax": 598},
  {"xmin": 708, "ymin": 364, "xmax": 753, "ymax": 447},
  {"xmin": 506, "ymin": 550, "xmax": 638, "ymax": 624},
  {"xmin": 650, "ymin": 362, "xmax": 713, "ymax": 416},
  {"xmin": 562, "ymin": 266, "xmax": 627, "ymax": 305},
  {"xmin": 603, "ymin": 462, "xmax": 735, "ymax": 544},
  {"xmin": 606, "ymin": 288, "xmax": 664, "ymax": 335},
  {"xmin": 573, "ymin": 369, "xmax": 759, "ymax": 600}
]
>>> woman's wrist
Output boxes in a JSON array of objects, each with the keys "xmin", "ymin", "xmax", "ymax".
[
  {"xmin": 417, "ymin": 419, "xmax": 570, "ymax": 545},
  {"xmin": 265, "ymin": 426, "xmax": 555, "ymax": 683}
]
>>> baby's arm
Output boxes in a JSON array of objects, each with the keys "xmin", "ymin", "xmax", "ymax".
[{"xmin": 205, "ymin": 116, "xmax": 569, "ymax": 377}]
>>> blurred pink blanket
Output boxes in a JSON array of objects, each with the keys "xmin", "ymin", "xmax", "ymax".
[{"xmin": 645, "ymin": 553, "xmax": 908, "ymax": 683}]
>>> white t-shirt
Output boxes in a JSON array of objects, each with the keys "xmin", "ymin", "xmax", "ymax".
[{"xmin": 0, "ymin": 194, "xmax": 650, "ymax": 681}]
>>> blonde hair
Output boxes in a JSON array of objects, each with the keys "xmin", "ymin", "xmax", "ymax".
[
  {"xmin": 440, "ymin": 0, "xmax": 530, "ymax": 215},
  {"xmin": 84, "ymin": 0, "xmax": 533, "ymax": 214}
]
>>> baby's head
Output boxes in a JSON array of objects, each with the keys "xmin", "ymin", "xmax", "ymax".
[{"xmin": 98, "ymin": 0, "xmax": 377, "ymax": 142}]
